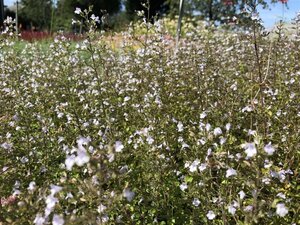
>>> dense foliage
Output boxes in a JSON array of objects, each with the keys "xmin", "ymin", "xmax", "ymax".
[
  {"xmin": 2, "ymin": 0, "xmax": 289, "ymax": 32},
  {"xmin": 0, "ymin": 9, "xmax": 300, "ymax": 224}
]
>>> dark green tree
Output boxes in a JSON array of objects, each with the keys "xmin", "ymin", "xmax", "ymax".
[
  {"xmin": 55, "ymin": 0, "xmax": 121, "ymax": 31},
  {"xmin": 20, "ymin": 0, "xmax": 53, "ymax": 30},
  {"xmin": 125, "ymin": 0, "xmax": 169, "ymax": 21}
]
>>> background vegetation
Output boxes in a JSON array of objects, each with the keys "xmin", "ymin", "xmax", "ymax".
[{"xmin": 2, "ymin": 0, "xmax": 288, "ymax": 33}]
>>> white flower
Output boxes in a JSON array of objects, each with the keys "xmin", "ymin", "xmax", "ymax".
[
  {"xmin": 244, "ymin": 205, "xmax": 253, "ymax": 212},
  {"xmin": 75, "ymin": 150, "xmax": 90, "ymax": 166},
  {"xmin": 90, "ymin": 14, "xmax": 100, "ymax": 23},
  {"xmin": 115, "ymin": 141, "xmax": 124, "ymax": 152},
  {"xmin": 65, "ymin": 192, "xmax": 73, "ymax": 199},
  {"xmin": 238, "ymin": 190, "xmax": 246, "ymax": 200},
  {"xmin": 200, "ymin": 112, "xmax": 207, "ymax": 119},
  {"xmin": 107, "ymin": 153, "xmax": 115, "ymax": 162},
  {"xmin": 199, "ymin": 163, "xmax": 207, "ymax": 172},
  {"xmin": 74, "ymin": 7, "xmax": 81, "ymax": 14},
  {"xmin": 65, "ymin": 154, "xmax": 76, "ymax": 171},
  {"xmin": 97, "ymin": 204, "xmax": 107, "ymax": 213},
  {"xmin": 225, "ymin": 123, "xmax": 231, "ymax": 131},
  {"xmin": 205, "ymin": 123, "xmax": 211, "ymax": 131},
  {"xmin": 28, "ymin": 181, "xmax": 36, "ymax": 191},
  {"xmin": 206, "ymin": 210, "xmax": 216, "ymax": 220},
  {"xmin": 264, "ymin": 143, "xmax": 275, "ymax": 155},
  {"xmin": 226, "ymin": 168, "xmax": 237, "ymax": 178},
  {"xmin": 277, "ymin": 193, "xmax": 286, "ymax": 199},
  {"xmin": 77, "ymin": 136, "xmax": 90, "ymax": 149},
  {"xmin": 34, "ymin": 214, "xmax": 45, "ymax": 225},
  {"xmin": 52, "ymin": 214, "xmax": 64, "ymax": 225},
  {"xmin": 276, "ymin": 203, "xmax": 288, "ymax": 217},
  {"xmin": 228, "ymin": 205, "xmax": 236, "ymax": 215},
  {"xmin": 177, "ymin": 122, "xmax": 183, "ymax": 132},
  {"xmin": 71, "ymin": 19, "xmax": 77, "ymax": 25},
  {"xmin": 220, "ymin": 137, "xmax": 226, "ymax": 145},
  {"xmin": 45, "ymin": 195, "xmax": 58, "ymax": 209},
  {"xmin": 179, "ymin": 183, "xmax": 188, "ymax": 191},
  {"xmin": 123, "ymin": 188, "xmax": 135, "ymax": 202},
  {"xmin": 50, "ymin": 185, "xmax": 62, "ymax": 196},
  {"xmin": 213, "ymin": 127, "xmax": 222, "ymax": 136},
  {"xmin": 124, "ymin": 96, "xmax": 131, "ymax": 102},
  {"xmin": 146, "ymin": 136, "xmax": 154, "ymax": 145},
  {"xmin": 192, "ymin": 198, "xmax": 200, "ymax": 207},
  {"xmin": 242, "ymin": 142, "xmax": 257, "ymax": 158},
  {"xmin": 189, "ymin": 159, "xmax": 200, "ymax": 172}
]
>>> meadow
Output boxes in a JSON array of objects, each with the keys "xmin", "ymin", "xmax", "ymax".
[{"xmin": 0, "ymin": 10, "xmax": 300, "ymax": 224}]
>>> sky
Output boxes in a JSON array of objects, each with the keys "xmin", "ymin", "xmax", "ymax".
[{"xmin": 4, "ymin": 0, "xmax": 300, "ymax": 28}]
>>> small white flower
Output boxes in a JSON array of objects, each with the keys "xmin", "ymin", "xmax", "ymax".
[
  {"xmin": 220, "ymin": 137, "xmax": 226, "ymax": 145},
  {"xmin": 97, "ymin": 204, "xmax": 107, "ymax": 213},
  {"xmin": 34, "ymin": 214, "xmax": 45, "ymax": 225},
  {"xmin": 74, "ymin": 7, "xmax": 81, "ymax": 14},
  {"xmin": 264, "ymin": 143, "xmax": 275, "ymax": 155},
  {"xmin": 205, "ymin": 123, "xmax": 211, "ymax": 131},
  {"xmin": 115, "ymin": 141, "xmax": 124, "ymax": 152},
  {"xmin": 65, "ymin": 154, "xmax": 76, "ymax": 171},
  {"xmin": 107, "ymin": 153, "xmax": 115, "ymax": 162},
  {"xmin": 77, "ymin": 136, "xmax": 90, "ymax": 148},
  {"xmin": 65, "ymin": 192, "xmax": 73, "ymax": 199},
  {"xmin": 75, "ymin": 150, "xmax": 90, "ymax": 166},
  {"xmin": 189, "ymin": 159, "xmax": 200, "ymax": 172},
  {"xmin": 226, "ymin": 168, "xmax": 237, "ymax": 178},
  {"xmin": 277, "ymin": 193, "xmax": 286, "ymax": 199},
  {"xmin": 206, "ymin": 210, "xmax": 216, "ymax": 220},
  {"xmin": 50, "ymin": 185, "xmax": 62, "ymax": 196},
  {"xmin": 177, "ymin": 122, "xmax": 184, "ymax": 132},
  {"xmin": 225, "ymin": 123, "xmax": 231, "ymax": 131},
  {"xmin": 90, "ymin": 14, "xmax": 100, "ymax": 23},
  {"xmin": 52, "ymin": 214, "xmax": 64, "ymax": 225},
  {"xmin": 123, "ymin": 188, "xmax": 135, "ymax": 202},
  {"xmin": 124, "ymin": 96, "xmax": 131, "ymax": 102},
  {"xmin": 244, "ymin": 205, "xmax": 253, "ymax": 212},
  {"xmin": 199, "ymin": 163, "xmax": 207, "ymax": 172},
  {"xmin": 242, "ymin": 142, "xmax": 257, "ymax": 158},
  {"xmin": 146, "ymin": 136, "xmax": 154, "ymax": 145},
  {"xmin": 28, "ymin": 181, "xmax": 36, "ymax": 191},
  {"xmin": 238, "ymin": 190, "xmax": 246, "ymax": 200},
  {"xmin": 276, "ymin": 203, "xmax": 288, "ymax": 217},
  {"xmin": 71, "ymin": 19, "xmax": 77, "ymax": 25},
  {"xmin": 45, "ymin": 195, "xmax": 58, "ymax": 209},
  {"xmin": 213, "ymin": 127, "xmax": 222, "ymax": 136},
  {"xmin": 200, "ymin": 112, "xmax": 207, "ymax": 119},
  {"xmin": 179, "ymin": 183, "xmax": 188, "ymax": 191},
  {"xmin": 192, "ymin": 198, "xmax": 200, "ymax": 207},
  {"xmin": 228, "ymin": 205, "xmax": 236, "ymax": 215}
]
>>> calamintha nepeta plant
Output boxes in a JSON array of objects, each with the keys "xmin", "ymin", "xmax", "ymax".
[{"xmin": 0, "ymin": 4, "xmax": 299, "ymax": 225}]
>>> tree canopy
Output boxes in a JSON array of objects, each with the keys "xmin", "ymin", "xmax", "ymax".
[
  {"xmin": 14, "ymin": 0, "xmax": 289, "ymax": 32},
  {"xmin": 125, "ymin": 0, "xmax": 169, "ymax": 21}
]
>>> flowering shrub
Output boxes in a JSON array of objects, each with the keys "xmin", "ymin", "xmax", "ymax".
[{"xmin": 0, "ymin": 9, "xmax": 300, "ymax": 225}]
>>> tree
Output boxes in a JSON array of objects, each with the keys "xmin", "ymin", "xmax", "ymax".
[
  {"xmin": 55, "ymin": 0, "xmax": 121, "ymax": 31},
  {"xmin": 125, "ymin": 0, "xmax": 169, "ymax": 21},
  {"xmin": 168, "ymin": 0, "xmax": 286, "ymax": 27},
  {"xmin": 19, "ymin": 0, "xmax": 53, "ymax": 30}
]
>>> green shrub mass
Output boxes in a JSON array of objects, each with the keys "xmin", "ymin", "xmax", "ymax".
[{"xmin": 0, "ymin": 15, "xmax": 300, "ymax": 225}]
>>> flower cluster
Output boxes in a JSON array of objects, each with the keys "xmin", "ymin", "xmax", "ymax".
[{"xmin": 0, "ymin": 8, "xmax": 299, "ymax": 224}]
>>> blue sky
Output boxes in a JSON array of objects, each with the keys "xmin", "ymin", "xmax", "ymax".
[
  {"xmin": 258, "ymin": 0, "xmax": 300, "ymax": 28},
  {"xmin": 4, "ymin": 0, "xmax": 300, "ymax": 28}
]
